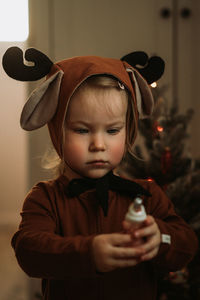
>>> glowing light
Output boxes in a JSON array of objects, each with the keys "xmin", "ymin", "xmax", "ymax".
[
  {"xmin": 151, "ymin": 82, "xmax": 157, "ymax": 88},
  {"xmin": 147, "ymin": 178, "xmax": 153, "ymax": 182},
  {"xmin": 0, "ymin": 0, "xmax": 29, "ymax": 41},
  {"xmin": 157, "ymin": 125, "xmax": 164, "ymax": 132}
]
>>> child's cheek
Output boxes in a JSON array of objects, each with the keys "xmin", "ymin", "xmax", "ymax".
[
  {"xmin": 64, "ymin": 138, "xmax": 85, "ymax": 162},
  {"xmin": 68, "ymin": 143, "xmax": 85, "ymax": 160},
  {"xmin": 110, "ymin": 142, "xmax": 125, "ymax": 162}
]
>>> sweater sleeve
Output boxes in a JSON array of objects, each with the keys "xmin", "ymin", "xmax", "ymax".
[
  {"xmin": 11, "ymin": 182, "xmax": 97, "ymax": 280},
  {"xmin": 145, "ymin": 180, "xmax": 198, "ymax": 272}
]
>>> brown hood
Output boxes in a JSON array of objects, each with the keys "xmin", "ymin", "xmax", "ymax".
[
  {"xmin": 2, "ymin": 47, "xmax": 156, "ymax": 158},
  {"xmin": 47, "ymin": 56, "xmax": 141, "ymax": 157}
]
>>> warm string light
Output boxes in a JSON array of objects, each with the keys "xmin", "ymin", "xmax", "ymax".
[
  {"xmin": 151, "ymin": 82, "xmax": 165, "ymax": 133},
  {"xmin": 147, "ymin": 178, "xmax": 153, "ymax": 182},
  {"xmin": 151, "ymin": 82, "xmax": 157, "ymax": 88},
  {"xmin": 157, "ymin": 125, "xmax": 164, "ymax": 132}
]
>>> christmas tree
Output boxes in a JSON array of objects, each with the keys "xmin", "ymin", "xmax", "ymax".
[{"xmin": 120, "ymin": 84, "xmax": 200, "ymax": 300}]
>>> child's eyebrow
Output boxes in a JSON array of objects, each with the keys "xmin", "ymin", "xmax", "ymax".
[
  {"xmin": 68, "ymin": 120, "xmax": 126, "ymax": 126},
  {"xmin": 106, "ymin": 121, "xmax": 126, "ymax": 127}
]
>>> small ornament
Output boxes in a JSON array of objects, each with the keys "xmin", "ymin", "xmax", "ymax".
[{"xmin": 124, "ymin": 197, "xmax": 147, "ymax": 247}]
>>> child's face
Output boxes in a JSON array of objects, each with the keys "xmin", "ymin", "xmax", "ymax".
[{"xmin": 64, "ymin": 85, "xmax": 128, "ymax": 179}]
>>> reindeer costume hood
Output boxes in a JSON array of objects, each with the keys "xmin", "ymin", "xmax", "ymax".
[{"xmin": 2, "ymin": 47, "xmax": 164, "ymax": 157}]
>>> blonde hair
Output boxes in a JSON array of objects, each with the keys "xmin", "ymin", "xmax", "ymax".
[{"xmin": 42, "ymin": 75, "xmax": 138, "ymax": 177}]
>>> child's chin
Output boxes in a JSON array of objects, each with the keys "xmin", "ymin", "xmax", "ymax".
[{"xmin": 84, "ymin": 169, "xmax": 111, "ymax": 179}]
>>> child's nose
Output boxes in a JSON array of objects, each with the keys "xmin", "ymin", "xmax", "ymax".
[{"xmin": 89, "ymin": 134, "xmax": 106, "ymax": 152}]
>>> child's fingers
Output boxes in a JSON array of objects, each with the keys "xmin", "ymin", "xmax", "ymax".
[
  {"xmin": 138, "ymin": 233, "xmax": 161, "ymax": 261},
  {"xmin": 111, "ymin": 245, "xmax": 145, "ymax": 259},
  {"xmin": 108, "ymin": 233, "xmax": 133, "ymax": 246},
  {"xmin": 92, "ymin": 233, "xmax": 144, "ymax": 272},
  {"xmin": 140, "ymin": 235, "xmax": 160, "ymax": 253},
  {"xmin": 130, "ymin": 216, "xmax": 161, "ymax": 261},
  {"xmin": 134, "ymin": 224, "xmax": 156, "ymax": 239},
  {"xmin": 134, "ymin": 216, "xmax": 159, "ymax": 239},
  {"xmin": 122, "ymin": 220, "xmax": 132, "ymax": 231},
  {"xmin": 108, "ymin": 233, "xmax": 146, "ymax": 257},
  {"xmin": 140, "ymin": 231, "xmax": 160, "ymax": 260},
  {"xmin": 140, "ymin": 247, "xmax": 159, "ymax": 261},
  {"xmin": 143, "ymin": 215, "xmax": 155, "ymax": 226}
]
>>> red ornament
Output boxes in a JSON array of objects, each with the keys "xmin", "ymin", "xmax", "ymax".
[{"xmin": 161, "ymin": 147, "xmax": 172, "ymax": 174}]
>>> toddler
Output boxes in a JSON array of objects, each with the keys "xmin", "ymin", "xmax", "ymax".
[{"xmin": 2, "ymin": 47, "xmax": 198, "ymax": 300}]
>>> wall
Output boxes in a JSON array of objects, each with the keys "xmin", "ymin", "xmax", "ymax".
[
  {"xmin": 0, "ymin": 42, "xmax": 28, "ymax": 225},
  {"xmin": 0, "ymin": 42, "xmax": 29, "ymax": 299}
]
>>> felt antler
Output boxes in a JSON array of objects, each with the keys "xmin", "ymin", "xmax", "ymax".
[
  {"xmin": 121, "ymin": 51, "xmax": 165, "ymax": 84},
  {"xmin": 2, "ymin": 46, "xmax": 53, "ymax": 81}
]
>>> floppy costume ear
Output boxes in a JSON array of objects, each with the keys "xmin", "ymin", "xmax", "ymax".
[
  {"xmin": 121, "ymin": 51, "xmax": 165, "ymax": 118},
  {"xmin": 2, "ymin": 46, "xmax": 64, "ymax": 130},
  {"xmin": 20, "ymin": 70, "xmax": 64, "ymax": 130}
]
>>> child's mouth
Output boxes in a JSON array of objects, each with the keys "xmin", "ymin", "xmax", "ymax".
[{"xmin": 87, "ymin": 160, "xmax": 108, "ymax": 166}]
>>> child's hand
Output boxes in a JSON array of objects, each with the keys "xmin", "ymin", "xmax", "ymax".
[
  {"xmin": 92, "ymin": 233, "xmax": 145, "ymax": 272},
  {"xmin": 131, "ymin": 215, "xmax": 161, "ymax": 261}
]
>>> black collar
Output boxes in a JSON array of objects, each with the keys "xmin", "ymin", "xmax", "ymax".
[{"xmin": 66, "ymin": 171, "xmax": 151, "ymax": 216}]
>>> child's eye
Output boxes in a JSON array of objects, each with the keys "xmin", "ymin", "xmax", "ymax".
[
  {"xmin": 107, "ymin": 128, "xmax": 120, "ymax": 135},
  {"xmin": 74, "ymin": 128, "xmax": 89, "ymax": 134}
]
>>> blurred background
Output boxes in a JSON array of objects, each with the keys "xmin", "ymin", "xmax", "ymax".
[{"xmin": 0, "ymin": 0, "xmax": 199, "ymax": 299}]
